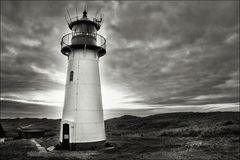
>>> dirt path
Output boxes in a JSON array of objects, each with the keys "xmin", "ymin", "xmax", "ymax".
[{"xmin": 30, "ymin": 139, "xmax": 47, "ymax": 153}]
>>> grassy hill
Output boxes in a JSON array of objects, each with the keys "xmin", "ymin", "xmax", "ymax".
[
  {"xmin": 0, "ymin": 112, "xmax": 239, "ymax": 160},
  {"xmin": 105, "ymin": 112, "xmax": 240, "ymax": 137}
]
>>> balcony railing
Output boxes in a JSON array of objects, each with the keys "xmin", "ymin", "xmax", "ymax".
[{"xmin": 60, "ymin": 32, "xmax": 106, "ymax": 56}]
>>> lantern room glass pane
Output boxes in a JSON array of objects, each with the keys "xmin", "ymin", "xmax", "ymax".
[{"xmin": 73, "ymin": 23, "xmax": 97, "ymax": 34}]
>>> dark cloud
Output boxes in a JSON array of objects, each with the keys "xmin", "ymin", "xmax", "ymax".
[
  {"xmin": 101, "ymin": 1, "xmax": 239, "ymax": 105},
  {"xmin": 0, "ymin": 1, "xmax": 239, "ymax": 117},
  {"xmin": 0, "ymin": 100, "xmax": 62, "ymax": 119},
  {"xmin": 1, "ymin": 1, "xmax": 68, "ymax": 94}
]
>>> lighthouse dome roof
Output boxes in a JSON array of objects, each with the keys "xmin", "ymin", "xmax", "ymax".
[{"xmin": 68, "ymin": 11, "xmax": 101, "ymax": 31}]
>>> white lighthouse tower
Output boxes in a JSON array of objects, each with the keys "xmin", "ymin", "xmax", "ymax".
[{"xmin": 59, "ymin": 8, "xmax": 106, "ymax": 150}]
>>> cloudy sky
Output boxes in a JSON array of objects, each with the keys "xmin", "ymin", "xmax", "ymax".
[{"xmin": 1, "ymin": 1, "xmax": 239, "ymax": 119}]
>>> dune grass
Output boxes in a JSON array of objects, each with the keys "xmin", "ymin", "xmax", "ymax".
[{"xmin": 0, "ymin": 112, "xmax": 239, "ymax": 160}]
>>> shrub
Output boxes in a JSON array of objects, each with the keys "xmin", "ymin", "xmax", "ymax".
[{"xmin": 222, "ymin": 121, "xmax": 234, "ymax": 126}]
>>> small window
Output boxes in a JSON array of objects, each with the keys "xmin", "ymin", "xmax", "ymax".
[{"xmin": 70, "ymin": 71, "xmax": 74, "ymax": 81}]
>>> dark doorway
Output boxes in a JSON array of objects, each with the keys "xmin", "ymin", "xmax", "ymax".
[{"xmin": 62, "ymin": 123, "xmax": 69, "ymax": 149}]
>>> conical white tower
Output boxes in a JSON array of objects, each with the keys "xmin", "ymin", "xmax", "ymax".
[{"xmin": 59, "ymin": 9, "xmax": 106, "ymax": 150}]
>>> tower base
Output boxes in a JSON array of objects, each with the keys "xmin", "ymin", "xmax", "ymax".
[{"xmin": 62, "ymin": 140, "xmax": 106, "ymax": 151}]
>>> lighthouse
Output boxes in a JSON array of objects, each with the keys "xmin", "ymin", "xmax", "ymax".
[{"xmin": 59, "ymin": 8, "xmax": 106, "ymax": 150}]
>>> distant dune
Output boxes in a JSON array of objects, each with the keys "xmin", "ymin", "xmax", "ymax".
[
  {"xmin": 105, "ymin": 112, "xmax": 239, "ymax": 137},
  {"xmin": 1, "ymin": 112, "xmax": 239, "ymax": 138}
]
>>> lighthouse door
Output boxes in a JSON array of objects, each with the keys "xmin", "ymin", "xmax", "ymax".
[{"xmin": 62, "ymin": 123, "xmax": 69, "ymax": 149}]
